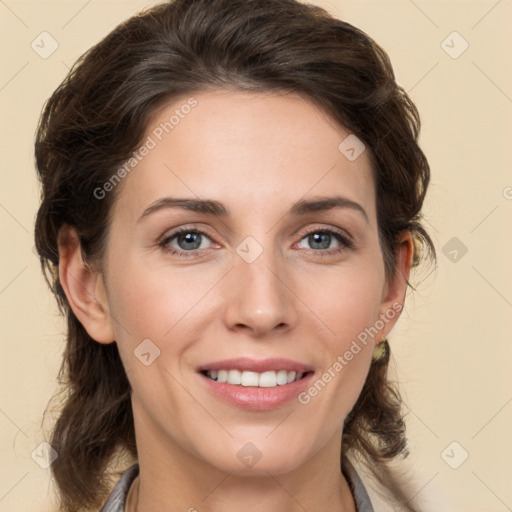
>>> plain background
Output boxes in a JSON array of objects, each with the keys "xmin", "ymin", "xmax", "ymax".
[{"xmin": 1, "ymin": 0, "xmax": 511, "ymax": 510}]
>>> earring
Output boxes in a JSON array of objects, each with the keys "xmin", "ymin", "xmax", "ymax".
[{"xmin": 372, "ymin": 338, "xmax": 389, "ymax": 361}]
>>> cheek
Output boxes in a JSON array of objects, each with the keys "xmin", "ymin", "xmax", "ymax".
[
  {"xmin": 105, "ymin": 265, "xmax": 203, "ymax": 419},
  {"xmin": 295, "ymin": 264, "xmax": 384, "ymax": 409},
  {"xmin": 300, "ymin": 263, "xmax": 385, "ymax": 344},
  {"xmin": 107, "ymin": 257, "xmax": 207, "ymax": 339},
  {"xmin": 104, "ymin": 254, "xmax": 227, "ymax": 390}
]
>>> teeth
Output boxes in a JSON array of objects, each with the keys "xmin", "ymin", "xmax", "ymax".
[
  {"xmin": 241, "ymin": 371, "xmax": 259, "ymax": 386},
  {"xmin": 228, "ymin": 369, "xmax": 241, "ymax": 385},
  {"xmin": 276, "ymin": 370, "xmax": 288, "ymax": 385},
  {"xmin": 205, "ymin": 369, "xmax": 305, "ymax": 387},
  {"xmin": 259, "ymin": 371, "xmax": 277, "ymax": 388}
]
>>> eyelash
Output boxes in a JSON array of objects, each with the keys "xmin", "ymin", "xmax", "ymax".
[{"xmin": 158, "ymin": 226, "xmax": 354, "ymax": 259}]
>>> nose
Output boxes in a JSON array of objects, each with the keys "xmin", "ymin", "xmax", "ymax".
[{"xmin": 222, "ymin": 246, "xmax": 298, "ymax": 338}]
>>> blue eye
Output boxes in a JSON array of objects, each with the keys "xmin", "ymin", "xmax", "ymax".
[
  {"xmin": 159, "ymin": 226, "xmax": 353, "ymax": 259},
  {"xmin": 160, "ymin": 228, "xmax": 213, "ymax": 258},
  {"xmin": 297, "ymin": 228, "xmax": 353, "ymax": 256}
]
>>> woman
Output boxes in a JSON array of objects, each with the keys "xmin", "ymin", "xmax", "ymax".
[{"xmin": 34, "ymin": 0, "xmax": 435, "ymax": 510}]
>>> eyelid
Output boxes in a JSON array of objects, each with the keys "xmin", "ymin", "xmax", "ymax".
[
  {"xmin": 298, "ymin": 224, "xmax": 354, "ymax": 244},
  {"xmin": 159, "ymin": 224, "xmax": 216, "ymax": 244}
]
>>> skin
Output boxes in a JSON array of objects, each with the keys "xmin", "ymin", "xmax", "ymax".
[{"xmin": 58, "ymin": 90, "xmax": 413, "ymax": 512}]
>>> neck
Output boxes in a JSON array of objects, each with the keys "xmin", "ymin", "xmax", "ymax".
[
  {"xmin": 125, "ymin": 474, "xmax": 139, "ymax": 512},
  {"xmin": 128, "ymin": 401, "xmax": 356, "ymax": 512},
  {"xmin": 129, "ymin": 468, "xmax": 356, "ymax": 512},
  {"xmin": 128, "ymin": 442, "xmax": 356, "ymax": 510}
]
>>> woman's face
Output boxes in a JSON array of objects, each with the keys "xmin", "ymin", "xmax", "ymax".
[{"xmin": 90, "ymin": 90, "xmax": 410, "ymax": 476}]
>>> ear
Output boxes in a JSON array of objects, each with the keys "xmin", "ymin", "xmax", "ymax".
[
  {"xmin": 376, "ymin": 230, "xmax": 414, "ymax": 341},
  {"xmin": 57, "ymin": 224, "xmax": 115, "ymax": 344}
]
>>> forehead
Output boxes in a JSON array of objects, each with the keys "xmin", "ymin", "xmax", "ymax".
[{"xmin": 112, "ymin": 89, "xmax": 376, "ymax": 222}]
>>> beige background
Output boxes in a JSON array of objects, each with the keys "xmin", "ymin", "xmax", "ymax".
[{"xmin": 1, "ymin": 0, "xmax": 511, "ymax": 511}]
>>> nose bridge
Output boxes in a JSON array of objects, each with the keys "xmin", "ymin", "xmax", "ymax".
[{"xmin": 223, "ymin": 234, "xmax": 296, "ymax": 335}]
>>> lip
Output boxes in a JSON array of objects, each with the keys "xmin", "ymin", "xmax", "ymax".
[
  {"xmin": 198, "ymin": 357, "xmax": 314, "ymax": 374},
  {"xmin": 197, "ymin": 357, "xmax": 315, "ymax": 411}
]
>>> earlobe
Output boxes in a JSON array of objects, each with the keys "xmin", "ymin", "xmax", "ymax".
[
  {"xmin": 377, "ymin": 231, "xmax": 414, "ymax": 340},
  {"xmin": 57, "ymin": 225, "xmax": 115, "ymax": 344}
]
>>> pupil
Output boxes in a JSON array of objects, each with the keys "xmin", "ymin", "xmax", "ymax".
[
  {"xmin": 179, "ymin": 232, "xmax": 200, "ymax": 250},
  {"xmin": 311, "ymin": 233, "xmax": 330, "ymax": 250}
]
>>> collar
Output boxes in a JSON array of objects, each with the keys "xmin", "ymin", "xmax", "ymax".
[{"xmin": 100, "ymin": 460, "xmax": 374, "ymax": 511}]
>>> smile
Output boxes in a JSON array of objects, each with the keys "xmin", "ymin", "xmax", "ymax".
[
  {"xmin": 204, "ymin": 369, "xmax": 306, "ymax": 387},
  {"xmin": 198, "ymin": 357, "xmax": 315, "ymax": 411}
]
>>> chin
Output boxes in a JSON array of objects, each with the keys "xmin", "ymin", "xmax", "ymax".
[{"xmin": 194, "ymin": 435, "xmax": 314, "ymax": 476}]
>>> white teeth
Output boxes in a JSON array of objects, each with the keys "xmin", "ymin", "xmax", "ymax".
[
  {"xmin": 259, "ymin": 371, "xmax": 277, "ymax": 388},
  {"xmin": 228, "ymin": 369, "xmax": 241, "ymax": 385},
  {"xmin": 276, "ymin": 370, "xmax": 288, "ymax": 385},
  {"xmin": 287, "ymin": 371, "xmax": 296, "ymax": 384},
  {"xmin": 205, "ymin": 369, "xmax": 305, "ymax": 387},
  {"xmin": 241, "ymin": 371, "xmax": 259, "ymax": 387}
]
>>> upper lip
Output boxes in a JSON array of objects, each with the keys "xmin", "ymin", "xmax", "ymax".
[{"xmin": 198, "ymin": 357, "xmax": 314, "ymax": 374}]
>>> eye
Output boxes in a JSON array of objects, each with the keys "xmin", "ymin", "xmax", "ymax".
[
  {"xmin": 296, "ymin": 228, "xmax": 353, "ymax": 257},
  {"xmin": 159, "ymin": 227, "xmax": 215, "ymax": 258},
  {"xmin": 158, "ymin": 225, "xmax": 354, "ymax": 259}
]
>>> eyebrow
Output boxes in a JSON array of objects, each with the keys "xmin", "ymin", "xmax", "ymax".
[{"xmin": 138, "ymin": 195, "xmax": 369, "ymax": 224}]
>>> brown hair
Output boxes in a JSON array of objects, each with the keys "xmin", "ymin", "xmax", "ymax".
[{"xmin": 34, "ymin": 0, "xmax": 435, "ymax": 510}]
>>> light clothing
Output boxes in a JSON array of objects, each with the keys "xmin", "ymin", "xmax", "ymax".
[{"xmin": 100, "ymin": 458, "xmax": 374, "ymax": 511}]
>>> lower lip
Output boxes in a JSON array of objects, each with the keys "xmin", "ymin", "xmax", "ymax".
[{"xmin": 199, "ymin": 372, "xmax": 315, "ymax": 411}]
